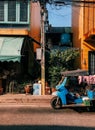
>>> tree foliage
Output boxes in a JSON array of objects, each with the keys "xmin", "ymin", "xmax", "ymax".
[{"xmin": 48, "ymin": 48, "xmax": 80, "ymax": 87}]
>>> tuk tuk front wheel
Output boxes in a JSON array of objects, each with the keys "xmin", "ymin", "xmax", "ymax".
[{"xmin": 50, "ymin": 96, "xmax": 62, "ymax": 109}]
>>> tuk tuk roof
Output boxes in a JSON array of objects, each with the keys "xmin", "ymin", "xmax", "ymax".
[{"xmin": 61, "ymin": 69, "xmax": 89, "ymax": 76}]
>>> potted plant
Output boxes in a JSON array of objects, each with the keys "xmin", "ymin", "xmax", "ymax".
[{"xmin": 24, "ymin": 84, "xmax": 31, "ymax": 94}]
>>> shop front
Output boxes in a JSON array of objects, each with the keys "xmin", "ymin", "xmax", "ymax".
[{"xmin": 0, "ymin": 36, "xmax": 34, "ymax": 94}]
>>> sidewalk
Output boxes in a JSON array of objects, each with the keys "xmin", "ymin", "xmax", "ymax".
[{"xmin": 0, "ymin": 94, "xmax": 53, "ymax": 107}]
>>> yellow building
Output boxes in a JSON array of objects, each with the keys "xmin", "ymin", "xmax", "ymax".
[
  {"xmin": 72, "ymin": 0, "xmax": 95, "ymax": 74},
  {"xmin": 0, "ymin": 1, "xmax": 41, "ymax": 51},
  {"xmin": 0, "ymin": 0, "xmax": 42, "ymax": 93}
]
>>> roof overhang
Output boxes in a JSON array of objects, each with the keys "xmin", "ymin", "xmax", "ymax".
[{"xmin": 84, "ymin": 34, "xmax": 95, "ymax": 44}]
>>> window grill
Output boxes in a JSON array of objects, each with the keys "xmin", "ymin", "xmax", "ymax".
[
  {"xmin": 89, "ymin": 51, "xmax": 95, "ymax": 75},
  {"xmin": 0, "ymin": 0, "xmax": 30, "ymax": 24},
  {"xmin": 0, "ymin": 1, "xmax": 4, "ymax": 21}
]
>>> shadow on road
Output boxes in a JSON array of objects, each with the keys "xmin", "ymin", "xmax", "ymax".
[{"xmin": 0, "ymin": 125, "xmax": 94, "ymax": 130}]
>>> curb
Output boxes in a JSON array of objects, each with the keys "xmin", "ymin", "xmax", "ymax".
[{"xmin": 0, "ymin": 94, "xmax": 53, "ymax": 107}]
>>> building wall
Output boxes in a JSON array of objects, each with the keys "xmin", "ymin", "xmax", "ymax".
[
  {"xmin": 72, "ymin": 6, "xmax": 83, "ymax": 69},
  {"xmin": 29, "ymin": 2, "xmax": 41, "ymax": 52},
  {"xmin": 0, "ymin": 29, "xmax": 28, "ymax": 35},
  {"xmin": 72, "ymin": 0, "xmax": 95, "ymax": 70},
  {"xmin": 83, "ymin": 2, "xmax": 95, "ymax": 71}
]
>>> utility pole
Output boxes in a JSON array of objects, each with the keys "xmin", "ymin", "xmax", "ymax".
[
  {"xmin": 32, "ymin": 0, "xmax": 47, "ymax": 95},
  {"xmin": 41, "ymin": 5, "xmax": 46, "ymax": 95}
]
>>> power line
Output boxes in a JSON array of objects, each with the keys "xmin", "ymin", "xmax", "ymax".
[{"xmin": 32, "ymin": 0, "xmax": 95, "ymax": 7}]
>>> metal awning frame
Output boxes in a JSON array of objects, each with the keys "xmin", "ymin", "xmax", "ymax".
[{"xmin": 61, "ymin": 69, "xmax": 89, "ymax": 76}]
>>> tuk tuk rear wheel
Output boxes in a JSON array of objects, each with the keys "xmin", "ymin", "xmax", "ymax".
[
  {"xmin": 86, "ymin": 106, "xmax": 95, "ymax": 112},
  {"xmin": 50, "ymin": 96, "xmax": 62, "ymax": 109}
]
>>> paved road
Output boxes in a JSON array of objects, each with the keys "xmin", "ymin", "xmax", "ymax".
[{"xmin": 0, "ymin": 105, "xmax": 95, "ymax": 130}]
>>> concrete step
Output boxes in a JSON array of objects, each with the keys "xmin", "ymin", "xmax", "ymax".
[{"xmin": 0, "ymin": 94, "xmax": 53, "ymax": 105}]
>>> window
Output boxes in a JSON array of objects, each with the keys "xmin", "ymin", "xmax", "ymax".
[
  {"xmin": 20, "ymin": 1, "xmax": 28, "ymax": 22},
  {"xmin": 89, "ymin": 51, "xmax": 95, "ymax": 75},
  {"xmin": 0, "ymin": 1, "xmax": 4, "ymax": 21},
  {"xmin": 8, "ymin": 1, "xmax": 16, "ymax": 21},
  {"xmin": 0, "ymin": 0, "xmax": 30, "ymax": 24}
]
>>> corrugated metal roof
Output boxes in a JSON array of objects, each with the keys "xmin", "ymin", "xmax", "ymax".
[
  {"xmin": 47, "ymin": 27, "xmax": 72, "ymax": 33},
  {"xmin": 61, "ymin": 69, "xmax": 89, "ymax": 76}
]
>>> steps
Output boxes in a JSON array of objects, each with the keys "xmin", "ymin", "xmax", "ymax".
[{"xmin": 0, "ymin": 94, "xmax": 53, "ymax": 106}]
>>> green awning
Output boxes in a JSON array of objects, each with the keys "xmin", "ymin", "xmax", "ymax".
[{"xmin": 0, "ymin": 37, "xmax": 24, "ymax": 62}]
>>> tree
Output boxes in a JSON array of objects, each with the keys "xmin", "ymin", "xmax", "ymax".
[{"xmin": 47, "ymin": 48, "xmax": 80, "ymax": 87}]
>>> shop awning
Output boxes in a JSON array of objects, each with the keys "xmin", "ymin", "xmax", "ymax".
[{"xmin": 0, "ymin": 37, "xmax": 24, "ymax": 62}]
